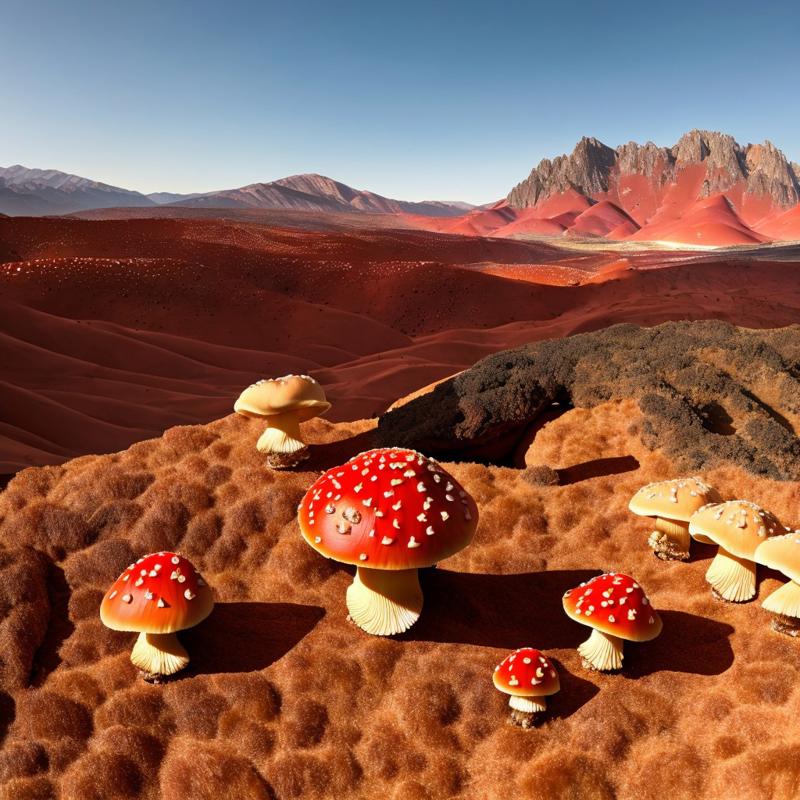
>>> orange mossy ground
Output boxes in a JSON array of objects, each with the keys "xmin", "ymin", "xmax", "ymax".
[{"xmin": 1, "ymin": 397, "xmax": 799, "ymax": 799}]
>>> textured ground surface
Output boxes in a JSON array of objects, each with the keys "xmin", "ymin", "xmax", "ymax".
[
  {"xmin": 1, "ymin": 323, "xmax": 800, "ymax": 799},
  {"xmin": 4, "ymin": 213, "xmax": 800, "ymax": 475}
]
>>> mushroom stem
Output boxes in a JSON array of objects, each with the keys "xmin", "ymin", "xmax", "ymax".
[
  {"xmin": 706, "ymin": 546, "xmax": 756, "ymax": 602},
  {"xmin": 508, "ymin": 695, "xmax": 545, "ymax": 728},
  {"xmin": 577, "ymin": 628, "xmax": 624, "ymax": 671},
  {"xmin": 763, "ymin": 579, "xmax": 800, "ymax": 624},
  {"xmin": 130, "ymin": 632, "xmax": 189, "ymax": 680},
  {"xmin": 509, "ymin": 695, "xmax": 546, "ymax": 713},
  {"xmin": 256, "ymin": 412, "xmax": 307, "ymax": 467},
  {"xmin": 346, "ymin": 567, "xmax": 423, "ymax": 636},
  {"xmin": 648, "ymin": 517, "xmax": 691, "ymax": 561}
]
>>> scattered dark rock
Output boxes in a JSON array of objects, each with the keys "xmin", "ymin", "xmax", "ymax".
[{"xmin": 522, "ymin": 465, "xmax": 561, "ymax": 486}]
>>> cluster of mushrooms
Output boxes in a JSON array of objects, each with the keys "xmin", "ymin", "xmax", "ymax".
[
  {"xmin": 95, "ymin": 375, "xmax": 797, "ymax": 733},
  {"xmin": 629, "ymin": 477, "xmax": 800, "ymax": 635}
]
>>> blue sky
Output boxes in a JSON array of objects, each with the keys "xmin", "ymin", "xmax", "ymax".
[{"xmin": 2, "ymin": 0, "xmax": 799, "ymax": 203}]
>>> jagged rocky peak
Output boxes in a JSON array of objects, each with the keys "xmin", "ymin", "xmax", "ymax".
[
  {"xmin": 615, "ymin": 140, "xmax": 673, "ymax": 179},
  {"xmin": 744, "ymin": 141, "xmax": 799, "ymax": 206},
  {"xmin": 507, "ymin": 136, "xmax": 615, "ymax": 207},
  {"xmin": 508, "ymin": 130, "xmax": 799, "ymax": 209},
  {"xmin": 671, "ymin": 130, "xmax": 747, "ymax": 195}
]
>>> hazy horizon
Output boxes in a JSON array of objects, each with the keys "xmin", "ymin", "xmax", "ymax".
[{"xmin": 3, "ymin": 0, "xmax": 799, "ymax": 203}]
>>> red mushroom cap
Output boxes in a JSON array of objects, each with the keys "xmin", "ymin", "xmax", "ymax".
[
  {"xmin": 562, "ymin": 573, "xmax": 662, "ymax": 642},
  {"xmin": 297, "ymin": 447, "xmax": 479, "ymax": 569},
  {"xmin": 100, "ymin": 552, "xmax": 214, "ymax": 634},
  {"xmin": 493, "ymin": 648, "xmax": 560, "ymax": 697}
]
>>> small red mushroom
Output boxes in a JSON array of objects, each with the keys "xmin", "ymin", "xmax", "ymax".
[
  {"xmin": 562, "ymin": 573, "xmax": 662, "ymax": 672},
  {"xmin": 493, "ymin": 647, "xmax": 559, "ymax": 728},
  {"xmin": 297, "ymin": 447, "xmax": 479, "ymax": 636},
  {"xmin": 100, "ymin": 552, "xmax": 214, "ymax": 682}
]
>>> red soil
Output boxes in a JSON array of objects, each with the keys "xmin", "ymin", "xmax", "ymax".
[{"xmin": 2, "ymin": 215, "xmax": 800, "ymax": 474}]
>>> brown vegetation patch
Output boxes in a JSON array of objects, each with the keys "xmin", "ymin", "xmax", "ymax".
[{"xmin": 379, "ymin": 320, "xmax": 800, "ymax": 479}]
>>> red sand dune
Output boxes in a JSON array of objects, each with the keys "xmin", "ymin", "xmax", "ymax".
[
  {"xmin": 630, "ymin": 194, "xmax": 768, "ymax": 246},
  {"xmin": 527, "ymin": 189, "xmax": 592, "ymax": 224},
  {"xmin": 489, "ymin": 208, "xmax": 565, "ymax": 238},
  {"xmin": 443, "ymin": 204, "xmax": 518, "ymax": 237},
  {"xmin": 3, "ymin": 215, "xmax": 800, "ymax": 474},
  {"xmin": 568, "ymin": 200, "xmax": 640, "ymax": 238},
  {"xmin": 755, "ymin": 205, "xmax": 800, "ymax": 241},
  {"xmin": 604, "ymin": 172, "xmax": 669, "ymax": 225}
]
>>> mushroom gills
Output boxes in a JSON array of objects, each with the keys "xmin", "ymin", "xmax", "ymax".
[
  {"xmin": 131, "ymin": 632, "xmax": 190, "ymax": 679},
  {"xmin": 346, "ymin": 566, "xmax": 423, "ymax": 636},
  {"xmin": 763, "ymin": 580, "xmax": 800, "ymax": 636},
  {"xmin": 256, "ymin": 412, "xmax": 307, "ymax": 460},
  {"xmin": 648, "ymin": 517, "xmax": 691, "ymax": 560},
  {"xmin": 508, "ymin": 694, "xmax": 547, "ymax": 714},
  {"xmin": 706, "ymin": 547, "xmax": 756, "ymax": 602},
  {"xmin": 577, "ymin": 628, "xmax": 624, "ymax": 671}
]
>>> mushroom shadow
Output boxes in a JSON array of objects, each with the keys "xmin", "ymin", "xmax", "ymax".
[
  {"xmin": 623, "ymin": 609, "xmax": 734, "ymax": 678},
  {"xmin": 547, "ymin": 658, "xmax": 600, "ymax": 720},
  {"xmin": 687, "ymin": 540, "xmax": 721, "ymax": 564},
  {"xmin": 184, "ymin": 602, "xmax": 325, "ymax": 675},
  {"xmin": 401, "ymin": 568, "xmax": 599, "ymax": 650},
  {"xmin": 556, "ymin": 455, "xmax": 640, "ymax": 485},
  {"xmin": 32, "ymin": 562, "xmax": 75, "ymax": 686},
  {"xmin": 304, "ymin": 429, "xmax": 378, "ymax": 471},
  {"xmin": 0, "ymin": 691, "xmax": 14, "ymax": 744}
]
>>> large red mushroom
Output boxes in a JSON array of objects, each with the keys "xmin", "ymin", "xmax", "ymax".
[
  {"xmin": 100, "ymin": 552, "xmax": 214, "ymax": 682},
  {"xmin": 562, "ymin": 572, "xmax": 662, "ymax": 672},
  {"xmin": 297, "ymin": 447, "xmax": 478, "ymax": 636}
]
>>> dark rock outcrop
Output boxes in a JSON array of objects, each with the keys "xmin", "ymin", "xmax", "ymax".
[{"xmin": 377, "ymin": 321, "xmax": 800, "ymax": 480}]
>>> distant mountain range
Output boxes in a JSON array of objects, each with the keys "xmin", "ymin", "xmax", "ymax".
[
  {"xmin": 0, "ymin": 165, "xmax": 473, "ymax": 217},
  {"xmin": 0, "ymin": 165, "xmax": 154, "ymax": 215},
  {"xmin": 4, "ymin": 131, "xmax": 800, "ymax": 247}
]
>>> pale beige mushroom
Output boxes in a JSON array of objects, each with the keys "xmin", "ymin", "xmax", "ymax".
[
  {"xmin": 755, "ymin": 533, "xmax": 800, "ymax": 636},
  {"xmin": 689, "ymin": 500, "xmax": 786, "ymax": 602},
  {"xmin": 234, "ymin": 375, "xmax": 330, "ymax": 468},
  {"xmin": 628, "ymin": 477, "xmax": 721, "ymax": 560}
]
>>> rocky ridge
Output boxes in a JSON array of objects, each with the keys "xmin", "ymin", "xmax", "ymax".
[{"xmin": 508, "ymin": 130, "xmax": 800, "ymax": 211}]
